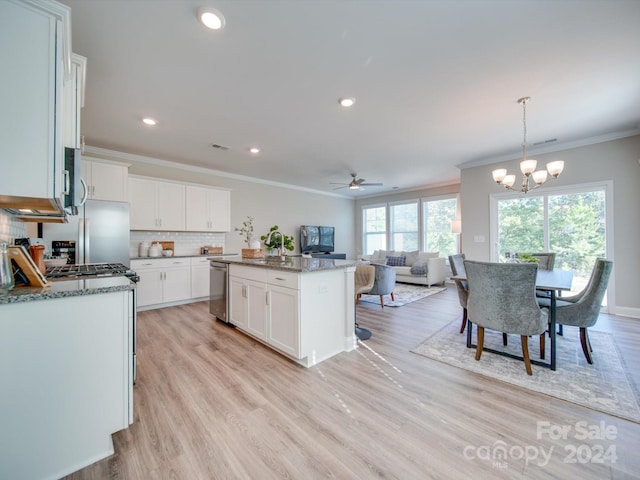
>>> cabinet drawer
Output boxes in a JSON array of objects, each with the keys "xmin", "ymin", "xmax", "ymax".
[
  {"xmin": 267, "ymin": 270, "xmax": 299, "ymax": 289},
  {"xmin": 230, "ymin": 265, "xmax": 267, "ymax": 283},
  {"xmin": 132, "ymin": 258, "xmax": 191, "ymax": 270},
  {"xmin": 190, "ymin": 256, "xmax": 211, "ymax": 266}
]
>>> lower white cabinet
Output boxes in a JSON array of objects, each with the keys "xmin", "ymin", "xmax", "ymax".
[
  {"xmin": 131, "ymin": 258, "xmax": 191, "ymax": 308},
  {"xmin": 229, "ymin": 265, "xmax": 300, "ymax": 358},
  {"xmin": 190, "ymin": 257, "xmax": 211, "ymax": 299},
  {"xmin": 0, "ymin": 290, "xmax": 133, "ymax": 480}
]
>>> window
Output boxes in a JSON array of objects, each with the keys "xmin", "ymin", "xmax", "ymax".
[
  {"xmin": 422, "ymin": 196, "xmax": 459, "ymax": 258},
  {"xmin": 492, "ymin": 183, "xmax": 609, "ymax": 302},
  {"xmin": 362, "ymin": 205, "xmax": 386, "ymax": 255},
  {"xmin": 362, "ymin": 195, "xmax": 459, "ymax": 257},
  {"xmin": 390, "ymin": 201, "xmax": 418, "ymax": 251}
]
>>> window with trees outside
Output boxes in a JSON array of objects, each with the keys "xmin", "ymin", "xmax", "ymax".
[
  {"xmin": 362, "ymin": 204, "xmax": 386, "ymax": 255},
  {"xmin": 361, "ymin": 195, "xmax": 459, "ymax": 258},
  {"xmin": 390, "ymin": 201, "xmax": 419, "ymax": 251},
  {"xmin": 492, "ymin": 183, "xmax": 609, "ymax": 303},
  {"xmin": 422, "ymin": 197, "xmax": 459, "ymax": 258}
]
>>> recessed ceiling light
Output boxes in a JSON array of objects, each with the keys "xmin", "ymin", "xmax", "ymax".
[
  {"xmin": 249, "ymin": 147, "xmax": 260, "ymax": 154},
  {"xmin": 142, "ymin": 117, "xmax": 157, "ymax": 126},
  {"xmin": 197, "ymin": 7, "xmax": 226, "ymax": 30},
  {"xmin": 338, "ymin": 97, "xmax": 355, "ymax": 107}
]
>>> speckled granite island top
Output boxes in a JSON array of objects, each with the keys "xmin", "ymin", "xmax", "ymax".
[
  {"xmin": 0, "ymin": 276, "xmax": 135, "ymax": 305},
  {"xmin": 214, "ymin": 256, "xmax": 360, "ymax": 273}
]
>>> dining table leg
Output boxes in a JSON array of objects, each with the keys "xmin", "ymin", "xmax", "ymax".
[{"xmin": 550, "ymin": 290, "xmax": 557, "ymax": 371}]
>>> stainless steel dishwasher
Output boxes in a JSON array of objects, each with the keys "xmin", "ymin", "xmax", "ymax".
[{"xmin": 209, "ymin": 261, "xmax": 229, "ymax": 323}]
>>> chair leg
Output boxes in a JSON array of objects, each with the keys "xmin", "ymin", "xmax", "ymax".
[
  {"xmin": 475, "ymin": 326, "xmax": 484, "ymax": 361},
  {"xmin": 379, "ymin": 295, "xmax": 385, "ymax": 308},
  {"xmin": 580, "ymin": 327, "xmax": 593, "ymax": 364},
  {"xmin": 502, "ymin": 333, "xmax": 508, "ymax": 346},
  {"xmin": 521, "ymin": 336, "xmax": 533, "ymax": 375},
  {"xmin": 539, "ymin": 333, "xmax": 545, "ymax": 359},
  {"xmin": 356, "ymin": 294, "xmax": 361, "ymax": 305},
  {"xmin": 459, "ymin": 308, "xmax": 467, "ymax": 334},
  {"xmin": 390, "ymin": 292, "xmax": 395, "ymax": 301}
]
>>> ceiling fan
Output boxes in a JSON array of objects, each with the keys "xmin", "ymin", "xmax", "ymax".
[{"xmin": 331, "ymin": 173, "xmax": 383, "ymax": 190}]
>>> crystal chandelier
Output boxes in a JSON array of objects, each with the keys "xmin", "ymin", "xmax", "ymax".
[{"xmin": 492, "ymin": 97, "xmax": 564, "ymax": 193}]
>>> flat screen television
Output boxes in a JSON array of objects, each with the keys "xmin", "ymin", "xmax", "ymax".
[{"xmin": 300, "ymin": 225, "xmax": 335, "ymax": 253}]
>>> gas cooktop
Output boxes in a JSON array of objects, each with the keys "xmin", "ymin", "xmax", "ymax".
[{"xmin": 46, "ymin": 263, "xmax": 133, "ymax": 279}]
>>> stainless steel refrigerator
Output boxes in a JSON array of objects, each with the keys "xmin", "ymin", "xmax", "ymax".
[{"xmin": 42, "ymin": 199, "xmax": 131, "ymax": 266}]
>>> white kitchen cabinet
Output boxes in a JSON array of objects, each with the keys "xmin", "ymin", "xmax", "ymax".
[
  {"xmin": 0, "ymin": 0, "xmax": 71, "ymax": 206},
  {"xmin": 185, "ymin": 185, "xmax": 231, "ymax": 232},
  {"xmin": 267, "ymin": 283, "xmax": 299, "ymax": 358},
  {"xmin": 229, "ymin": 276, "xmax": 249, "ymax": 330},
  {"xmin": 190, "ymin": 257, "xmax": 211, "ymax": 299},
  {"xmin": 82, "ymin": 157, "xmax": 128, "ymax": 201},
  {"xmin": 229, "ymin": 265, "xmax": 299, "ymax": 357},
  {"xmin": 131, "ymin": 258, "xmax": 191, "ymax": 308},
  {"xmin": 128, "ymin": 176, "xmax": 186, "ymax": 231},
  {"xmin": 62, "ymin": 53, "xmax": 86, "ymax": 150},
  {"xmin": 0, "ymin": 289, "xmax": 133, "ymax": 480}
]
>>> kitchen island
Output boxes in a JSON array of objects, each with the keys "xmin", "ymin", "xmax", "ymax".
[
  {"xmin": 0, "ymin": 277, "xmax": 135, "ymax": 480},
  {"xmin": 217, "ymin": 256, "xmax": 359, "ymax": 367}
]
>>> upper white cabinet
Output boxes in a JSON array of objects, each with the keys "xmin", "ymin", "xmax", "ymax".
[
  {"xmin": 185, "ymin": 185, "xmax": 230, "ymax": 232},
  {"xmin": 0, "ymin": 0, "xmax": 71, "ymax": 203},
  {"xmin": 62, "ymin": 53, "xmax": 86, "ymax": 150},
  {"xmin": 81, "ymin": 157, "xmax": 128, "ymax": 202},
  {"xmin": 128, "ymin": 177, "xmax": 185, "ymax": 231}
]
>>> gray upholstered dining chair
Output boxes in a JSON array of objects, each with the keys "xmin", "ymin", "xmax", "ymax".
[
  {"xmin": 448, "ymin": 254, "xmax": 468, "ymax": 334},
  {"xmin": 465, "ymin": 260, "xmax": 549, "ymax": 375},
  {"xmin": 367, "ymin": 263, "xmax": 396, "ymax": 307},
  {"xmin": 538, "ymin": 258, "xmax": 612, "ymax": 364},
  {"xmin": 531, "ymin": 253, "xmax": 556, "ymax": 271}
]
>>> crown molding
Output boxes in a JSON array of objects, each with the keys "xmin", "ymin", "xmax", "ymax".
[
  {"xmin": 83, "ymin": 146, "xmax": 351, "ymax": 199},
  {"xmin": 457, "ymin": 128, "xmax": 640, "ymax": 170}
]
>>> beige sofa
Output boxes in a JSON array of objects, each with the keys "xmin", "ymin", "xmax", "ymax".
[{"xmin": 360, "ymin": 250, "xmax": 446, "ymax": 287}]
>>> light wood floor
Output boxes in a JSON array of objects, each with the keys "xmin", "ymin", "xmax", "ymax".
[{"xmin": 66, "ymin": 286, "xmax": 640, "ymax": 479}]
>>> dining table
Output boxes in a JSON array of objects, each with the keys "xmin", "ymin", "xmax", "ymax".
[{"xmin": 453, "ymin": 267, "xmax": 573, "ymax": 371}]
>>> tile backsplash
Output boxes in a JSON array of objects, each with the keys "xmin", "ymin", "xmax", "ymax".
[
  {"xmin": 0, "ymin": 211, "xmax": 27, "ymax": 244},
  {"xmin": 130, "ymin": 231, "xmax": 226, "ymax": 257}
]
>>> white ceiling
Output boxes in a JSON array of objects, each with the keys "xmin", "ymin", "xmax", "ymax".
[{"xmin": 61, "ymin": 0, "xmax": 640, "ymax": 197}]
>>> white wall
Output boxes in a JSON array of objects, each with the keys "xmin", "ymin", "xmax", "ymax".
[
  {"xmin": 87, "ymin": 148, "xmax": 357, "ymax": 259},
  {"xmin": 460, "ymin": 135, "xmax": 640, "ymax": 316}
]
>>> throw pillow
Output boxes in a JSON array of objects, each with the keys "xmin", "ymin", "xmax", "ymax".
[
  {"xmin": 410, "ymin": 260, "xmax": 429, "ymax": 275},
  {"xmin": 386, "ymin": 256, "xmax": 406, "ymax": 267}
]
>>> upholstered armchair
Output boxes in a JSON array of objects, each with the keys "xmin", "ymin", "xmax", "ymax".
[
  {"xmin": 538, "ymin": 258, "xmax": 613, "ymax": 364},
  {"xmin": 448, "ymin": 254, "xmax": 468, "ymax": 334},
  {"xmin": 465, "ymin": 260, "xmax": 549, "ymax": 375},
  {"xmin": 368, "ymin": 263, "xmax": 397, "ymax": 307}
]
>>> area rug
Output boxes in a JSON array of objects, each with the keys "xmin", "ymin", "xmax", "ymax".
[
  {"xmin": 411, "ymin": 321, "xmax": 640, "ymax": 423},
  {"xmin": 359, "ymin": 283, "xmax": 446, "ymax": 307}
]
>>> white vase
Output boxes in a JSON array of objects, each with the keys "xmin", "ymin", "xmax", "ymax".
[{"xmin": 249, "ymin": 240, "xmax": 261, "ymax": 250}]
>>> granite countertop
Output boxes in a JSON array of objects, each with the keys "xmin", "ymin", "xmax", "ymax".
[
  {"xmin": 214, "ymin": 256, "xmax": 360, "ymax": 273},
  {"xmin": 0, "ymin": 276, "xmax": 135, "ymax": 305}
]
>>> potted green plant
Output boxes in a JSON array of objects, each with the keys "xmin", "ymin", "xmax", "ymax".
[
  {"xmin": 234, "ymin": 216, "xmax": 255, "ymax": 246},
  {"xmin": 517, "ymin": 253, "xmax": 539, "ymax": 264},
  {"xmin": 261, "ymin": 225, "xmax": 295, "ymax": 256}
]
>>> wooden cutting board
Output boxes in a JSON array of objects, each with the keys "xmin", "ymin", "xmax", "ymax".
[
  {"xmin": 9, "ymin": 246, "xmax": 48, "ymax": 287},
  {"xmin": 155, "ymin": 241, "xmax": 175, "ymax": 255}
]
